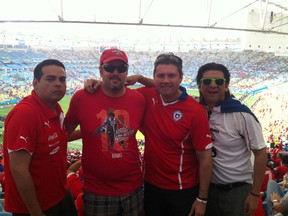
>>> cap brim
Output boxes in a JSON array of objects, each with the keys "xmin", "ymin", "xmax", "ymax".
[{"xmin": 102, "ymin": 56, "xmax": 128, "ymax": 64}]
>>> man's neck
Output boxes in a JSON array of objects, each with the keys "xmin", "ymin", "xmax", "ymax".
[
  {"xmin": 161, "ymin": 89, "xmax": 182, "ymax": 103},
  {"xmin": 101, "ymin": 86, "xmax": 126, "ymax": 97},
  {"xmin": 35, "ymin": 91, "xmax": 58, "ymax": 113}
]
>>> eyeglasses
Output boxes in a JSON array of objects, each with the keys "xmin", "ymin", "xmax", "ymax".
[
  {"xmin": 102, "ymin": 64, "xmax": 128, "ymax": 73},
  {"xmin": 200, "ymin": 78, "xmax": 226, "ymax": 86}
]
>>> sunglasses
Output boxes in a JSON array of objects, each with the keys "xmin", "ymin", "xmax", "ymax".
[
  {"xmin": 102, "ymin": 64, "xmax": 128, "ymax": 73},
  {"xmin": 200, "ymin": 78, "xmax": 226, "ymax": 86}
]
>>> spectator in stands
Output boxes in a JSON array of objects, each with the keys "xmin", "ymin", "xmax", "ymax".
[
  {"xmin": 265, "ymin": 179, "xmax": 288, "ymax": 216},
  {"xmin": 86, "ymin": 53, "xmax": 213, "ymax": 216},
  {"xmin": 196, "ymin": 62, "xmax": 267, "ymax": 216},
  {"xmin": 65, "ymin": 48, "xmax": 146, "ymax": 216},
  {"xmin": 275, "ymin": 154, "xmax": 288, "ymax": 182},
  {"xmin": 278, "ymin": 172, "xmax": 288, "ymax": 192},
  {"xmin": 271, "ymin": 145, "xmax": 283, "ymax": 168},
  {"xmin": 262, "ymin": 160, "xmax": 275, "ymax": 194},
  {"xmin": 3, "ymin": 59, "xmax": 77, "ymax": 216}
]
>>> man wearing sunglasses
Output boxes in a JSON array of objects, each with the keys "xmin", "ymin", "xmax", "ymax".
[
  {"xmin": 196, "ymin": 62, "xmax": 267, "ymax": 216},
  {"xmin": 85, "ymin": 53, "xmax": 213, "ymax": 216},
  {"xmin": 118, "ymin": 60, "xmax": 266, "ymax": 216},
  {"xmin": 65, "ymin": 48, "xmax": 146, "ymax": 216}
]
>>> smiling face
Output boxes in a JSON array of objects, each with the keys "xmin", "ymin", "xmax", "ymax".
[
  {"xmin": 33, "ymin": 64, "xmax": 66, "ymax": 109},
  {"xmin": 153, "ymin": 64, "xmax": 183, "ymax": 102},
  {"xmin": 198, "ymin": 70, "xmax": 229, "ymax": 108}
]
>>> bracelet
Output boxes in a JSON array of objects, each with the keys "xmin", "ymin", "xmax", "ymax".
[
  {"xmin": 250, "ymin": 192, "xmax": 260, "ymax": 197},
  {"xmin": 272, "ymin": 199, "xmax": 279, "ymax": 203},
  {"xmin": 196, "ymin": 196, "xmax": 208, "ymax": 204}
]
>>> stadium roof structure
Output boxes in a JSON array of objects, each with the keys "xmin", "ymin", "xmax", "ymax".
[{"xmin": 0, "ymin": 0, "xmax": 287, "ymax": 35}]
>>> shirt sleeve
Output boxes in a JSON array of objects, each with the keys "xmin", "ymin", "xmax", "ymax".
[
  {"xmin": 237, "ymin": 112, "xmax": 266, "ymax": 150},
  {"xmin": 5, "ymin": 105, "xmax": 38, "ymax": 154},
  {"xmin": 190, "ymin": 104, "xmax": 213, "ymax": 151}
]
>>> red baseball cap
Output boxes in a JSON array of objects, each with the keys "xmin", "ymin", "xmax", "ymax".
[{"xmin": 100, "ymin": 48, "xmax": 128, "ymax": 65}]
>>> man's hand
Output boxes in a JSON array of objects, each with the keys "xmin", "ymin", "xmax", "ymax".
[
  {"xmin": 83, "ymin": 79, "xmax": 102, "ymax": 94},
  {"xmin": 244, "ymin": 194, "xmax": 258, "ymax": 215},
  {"xmin": 125, "ymin": 75, "xmax": 142, "ymax": 86},
  {"xmin": 188, "ymin": 199, "xmax": 206, "ymax": 216}
]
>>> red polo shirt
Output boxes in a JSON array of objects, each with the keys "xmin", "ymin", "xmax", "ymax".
[{"xmin": 4, "ymin": 91, "xmax": 68, "ymax": 213}]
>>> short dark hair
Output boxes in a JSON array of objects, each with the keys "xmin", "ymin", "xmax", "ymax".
[
  {"xmin": 34, "ymin": 59, "xmax": 65, "ymax": 81},
  {"xmin": 196, "ymin": 62, "xmax": 230, "ymax": 86},
  {"xmin": 153, "ymin": 53, "xmax": 183, "ymax": 76}
]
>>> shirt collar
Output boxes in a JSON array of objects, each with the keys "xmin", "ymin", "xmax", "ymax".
[
  {"xmin": 160, "ymin": 85, "xmax": 188, "ymax": 106},
  {"xmin": 31, "ymin": 90, "xmax": 63, "ymax": 120}
]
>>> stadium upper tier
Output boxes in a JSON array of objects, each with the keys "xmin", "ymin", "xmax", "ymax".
[{"xmin": 0, "ymin": 49, "xmax": 288, "ymax": 105}]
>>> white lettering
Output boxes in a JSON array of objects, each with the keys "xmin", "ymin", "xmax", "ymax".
[
  {"xmin": 112, "ymin": 153, "xmax": 122, "ymax": 158},
  {"xmin": 48, "ymin": 132, "xmax": 58, "ymax": 141}
]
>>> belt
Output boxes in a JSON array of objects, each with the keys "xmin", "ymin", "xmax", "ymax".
[{"xmin": 210, "ymin": 182, "xmax": 247, "ymax": 191}]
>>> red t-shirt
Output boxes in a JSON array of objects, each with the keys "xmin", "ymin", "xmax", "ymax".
[
  {"xmin": 137, "ymin": 87, "xmax": 212, "ymax": 190},
  {"xmin": 275, "ymin": 165, "xmax": 288, "ymax": 182},
  {"xmin": 66, "ymin": 88, "xmax": 146, "ymax": 195},
  {"xmin": 3, "ymin": 91, "xmax": 68, "ymax": 213}
]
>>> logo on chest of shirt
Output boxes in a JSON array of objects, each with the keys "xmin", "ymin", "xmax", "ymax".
[
  {"xmin": 44, "ymin": 121, "xmax": 51, "ymax": 128},
  {"xmin": 172, "ymin": 111, "xmax": 183, "ymax": 122},
  {"xmin": 152, "ymin": 98, "xmax": 158, "ymax": 106},
  {"xmin": 48, "ymin": 132, "xmax": 58, "ymax": 141}
]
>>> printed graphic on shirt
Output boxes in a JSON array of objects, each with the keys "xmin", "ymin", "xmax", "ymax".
[{"xmin": 94, "ymin": 108, "xmax": 134, "ymax": 154}]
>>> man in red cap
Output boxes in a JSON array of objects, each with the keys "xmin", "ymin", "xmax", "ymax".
[{"xmin": 65, "ymin": 48, "xmax": 146, "ymax": 216}]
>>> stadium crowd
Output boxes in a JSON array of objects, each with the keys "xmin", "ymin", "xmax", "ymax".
[{"xmin": 1, "ymin": 49, "xmax": 288, "ymax": 103}]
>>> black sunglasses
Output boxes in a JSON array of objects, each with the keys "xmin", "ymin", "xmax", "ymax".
[
  {"xmin": 200, "ymin": 78, "xmax": 226, "ymax": 86},
  {"xmin": 102, "ymin": 64, "xmax": 128, "ymax": 73}
]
